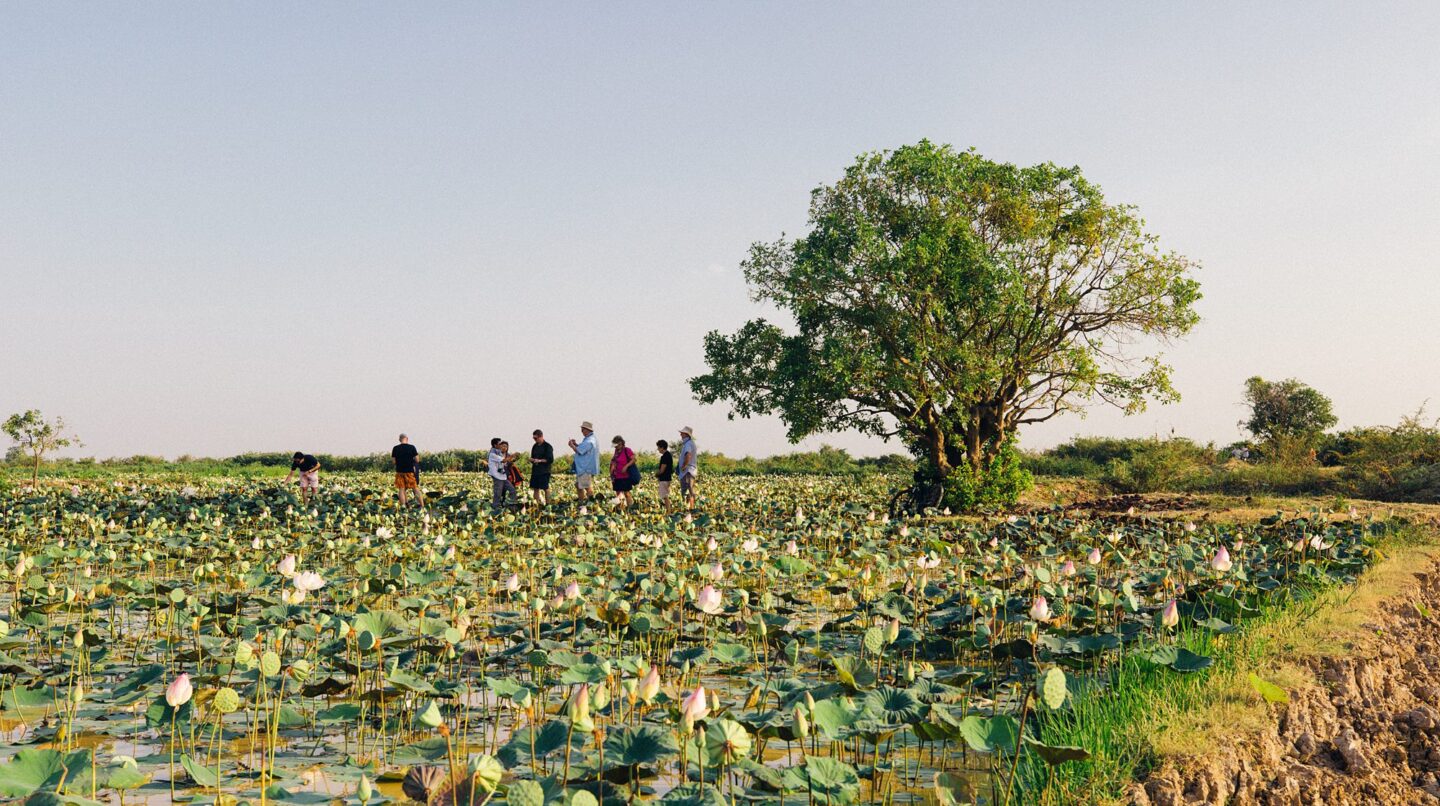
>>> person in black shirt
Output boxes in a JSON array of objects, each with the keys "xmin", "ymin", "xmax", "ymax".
[
  {"xmin": 655, "ymin": 439, "xmax": 675, "ymax": 511},
  {"xmin": 285, "ymin": 452, "xmax": 321, "ymax": 503},
  {"xmin": 529, "ymin": 429, "xmax": 554, "ymax": 507},
  {"xmin": 391, "ymin": 433, "xmax": 423, "ymax": 509}
]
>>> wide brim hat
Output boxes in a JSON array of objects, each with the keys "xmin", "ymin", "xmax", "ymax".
[
  {"xmin": 680, "ymin": 426, "xmax": 694, "ymax": 436},
  {"xmin": 581, "ymin": 421, "xmax": 594, "ymax": 431}
]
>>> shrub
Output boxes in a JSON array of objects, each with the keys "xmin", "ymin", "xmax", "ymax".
[
  {"xmin": 942, "ymin": 439, "xmax": 1033, "ymax": 511},
  {"xmin": 1098, "ymin": 438, "xmax": 1213, "ymax": 493}
]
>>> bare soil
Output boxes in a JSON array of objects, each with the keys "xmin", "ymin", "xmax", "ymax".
[{"xmin": 1132, "ymin": 563, "xmax": 1440, "ymax": 805}]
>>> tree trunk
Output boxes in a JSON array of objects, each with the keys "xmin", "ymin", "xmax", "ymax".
[{"xmin": 31, "ymin": 451, "xmax": 40, "ymax": 488}]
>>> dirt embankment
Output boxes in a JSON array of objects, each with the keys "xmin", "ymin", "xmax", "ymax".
[{"xmin": 1133, "ymin": 563, "xmax": 1440, "ymax": 805}]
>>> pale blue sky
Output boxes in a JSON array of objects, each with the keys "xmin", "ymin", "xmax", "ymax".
[{"xmin": 4, "ymin": 3, "xmax": 1439, "ymax": 459}]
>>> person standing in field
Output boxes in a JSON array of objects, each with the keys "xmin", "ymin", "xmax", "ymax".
[
  {"xmin": 568, "ymin": 421, "xmax": 599, "ymax": 504},
  {"xmin": 655, "ymin": 439, "xmax": 674, "ymax": 511},
  {"xmin": 609, "ymin": 435, "xmax": 638, "ymax": 508},
  {"xmin": 529, "ymin": 429, "xmax": 554, "ymax": 506},
  {"xmin": 285, "ymin": 451, "xmax": 321, "ymax": 503},
  {"xmin": 391, "ymin": 434, "xmax": 423, "ymax": 509},
  {"xmin": 488, "ymin": 439, "xmax": 517, "ymax": 513},
  {"xmin": 677, "ymin": 427, "xmax": 699, "ymax": 508}
]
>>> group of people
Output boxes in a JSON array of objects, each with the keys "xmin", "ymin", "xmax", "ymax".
[{"xmin": 284, "ymin": 422, "xmax": 699, "ymax": 513}]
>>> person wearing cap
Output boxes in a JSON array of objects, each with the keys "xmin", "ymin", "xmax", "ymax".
[
  {"xmin": 391, "ymin": 434, "xmax": 423, "ymax": 509},
  {"xmin": 284, "ymin": 451, "xmax": 321, "ymax": 503},
  {"xmin": 528, "ymin": 429, "xmax": 554, "ymax": 507},
  {"xmin": 677, "ymin": 427, "xmax": 699, "ymax": 508},
  {"xmin": 568, "ymin": 421, "xmax": 600, "ymax": 502}
]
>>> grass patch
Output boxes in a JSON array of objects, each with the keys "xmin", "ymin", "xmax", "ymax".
[{"xmin": 1015, "ymin": 519, "xmax": 1438, "ymax": 805}]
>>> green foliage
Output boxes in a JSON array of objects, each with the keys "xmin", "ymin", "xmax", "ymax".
[
  {"xmin": 1098, "ymin": 438, "xmax": 1213, "ymax": 493},
  {"xmin": 942, "ymin": 437, "xmax": 1032, "ymax": 510},
  {"xmin": 1242, "ymin": 376, "xmax": 1337, "ymax": 449},
  {"xmin": 690, "ymin": 140, "xmax": 1200, "ymax": 503}
]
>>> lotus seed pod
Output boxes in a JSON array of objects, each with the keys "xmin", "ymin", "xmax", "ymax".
[
  {"xmin": 213, "ymin": 687, "xmax": 240, "ymax": 714},
  {"xmin": 259, "ymin": 651, "xmax": 281, "ymax": 677}
]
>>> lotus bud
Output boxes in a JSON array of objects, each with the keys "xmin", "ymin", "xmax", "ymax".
[
  {"xmin": 885, "ymin": 618, "xmax": 900, "ymax": 644},
  {"xmin": 165, "ymin": 673, "xmax": 193, "ymax": 708},
  {"xmin": 568, "ymin": 684, "xmax": 594, "ymax": 732},
  {"xmin": 565, "ymin": 581, "xmax": 581, "ymax": 600},
  {"xmin": 680, "ymin": 685, "xmax": 708, "ymax": 732},
  {"xmin": 637, "ymin": 665, "xmax": 661, "ymax": 704},
  {"xmin": 792, "ymin": 704, "xmax": 810, "ymax": 738},
  {"xmin": 1210, "ymin": 546, "xmax": 1232, "ymax": 573},
  {"xmin": 357, "ymin": 775, "xmax": 372, "ymax": 804},
  {"xmin": 505, "ymin": 573, "xmax": 520, "ymax": 592},
  {"xmin": 1060, "ymin": 560, "xmax": 1077, "ymax": 577},
  {"xmin": 1160, "ymin": 598, "xmax": 1180, "ymax": 629},
  {"xmin": 1029, "ymin": 596, "xmax": 1052, "ymax": 623},
  {"xmin": 1088, "ymin": 547, "xmax": 1102, "ymax": 564}
]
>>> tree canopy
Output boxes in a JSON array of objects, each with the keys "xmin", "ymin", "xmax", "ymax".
[{"xmin": 690, "ymin": 141, "xmax": 1201, "ymax": 488}]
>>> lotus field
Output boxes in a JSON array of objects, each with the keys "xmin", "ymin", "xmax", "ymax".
[{"xmin": 0, "ymin": 475, "xmax": 1385, "ymax": 804}]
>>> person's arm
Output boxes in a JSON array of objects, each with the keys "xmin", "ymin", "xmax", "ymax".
[{"xmin": 576, "ymin": 440, "xmax": 594, "ymax": 457}]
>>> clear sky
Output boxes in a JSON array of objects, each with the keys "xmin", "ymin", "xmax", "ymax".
[{"xmin": 4, "ymin": 3, "xmax": 1439, "ymax": 460}]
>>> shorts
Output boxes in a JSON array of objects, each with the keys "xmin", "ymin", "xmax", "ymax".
[
  {"xmin": 657, "ymin": 480, "xmax": 671, "ymax": 499},
  {"xmin": 612, "ymin": 476, "xmax": 635, "ymax": 493},
  {"xmin": 575, "ymin": 473, "xmax": 594, "ymax": 490},
  {"xmin": 298, "ymin": 470, "xmax": 319, "ymax": 491},
  {"xmin": 395, "ymin": 472, "xmax": 418, "ymax": 489},
  {"xmin": 530, "ymin": 474, "xmax": 551, "ymax": 491}
]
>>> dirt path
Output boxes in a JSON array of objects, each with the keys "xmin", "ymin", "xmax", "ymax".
[{"xmin": 1132, "ymin": 557, "xmax": 1440, "ymax": 805}]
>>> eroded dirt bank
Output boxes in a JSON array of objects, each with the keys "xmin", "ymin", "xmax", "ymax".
[{"xmin": 1133, "ymin": 563, "xmax": 1440, "ymax": 805}]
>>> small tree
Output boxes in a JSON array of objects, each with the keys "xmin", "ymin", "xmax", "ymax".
[
  {"xmin": 3, "ymin": 410, "xmax": 81, "ymax": 487},
  {"xmin": 1241, "ymin": 377, "xmax": 1336, "ymax": 459}
]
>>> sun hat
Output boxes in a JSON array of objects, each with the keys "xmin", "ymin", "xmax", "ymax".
[
  {"xmin": 581, "ymin": 421, "xmax": 594, "ymax": 431},
  {"xmin": 680, "ymin": 426, "xmax": 694, "ymax": 436}
]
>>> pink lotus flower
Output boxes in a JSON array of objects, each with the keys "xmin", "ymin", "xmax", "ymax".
[
  {"xmin": 899, "ymin": 526, "xmax": 910, "ymax": 538},
  {"xmin": 278, "ymin": 555, "xmax": 297, "ymax": 577},
  {"xmin": 1088, "ymin": 548, "xmax": 1102, "ymax": 564},
  {"xmin": 166, "ymin": 673, "xmax": 193, "ymax": 707},
  {"xmin": 680, "ymin": 685, "xmax": 709, "ymax": 731},
  {"xmin": 1160, "ymin": 598, "xmax": 1179, "ymax": 629},
  {"xmin": 251, "ymin": 537, "xmax": 262, "ymax": 550},
  {"xmin": 565, "ymin": 581, "xmax": 581, "ymax": 600},
  {"xmin": 705, "ymin": 537, "xmax": 718, "ymax": 552},
  {"xmin": 695, "ymin": 584, "xmax": 723, "ymax": 615},
  {"xmin": 1210, "ymin": 546, "xmax": 1232, "ymax": 573},
  {"xmin": 784, "ymin": 540, "xmax": 799, "ymax": 556},
  {"xmin": 1029, "ymin": 596, "xmax": 1052, "ymax": 622},
  {"xmin": 709, "ymin": 562, "xmax": 725, "ymax": 581},
  {"xmin": 637, "ymin": 665, "xmax": 661, "ymax": 704},
  {"xmin": 505, "ymin": 573, "xmax": 520, "ymax": 592},
  {"xmin": 741, "ymin": 538, "xmax": 759, "ymax": 553},
  {"xmin": 1060, "ymin": 560, "xmax": 1077, "ymax": 577}
]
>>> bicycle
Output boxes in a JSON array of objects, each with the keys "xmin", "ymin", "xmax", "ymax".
[{"xmin": 888, "ymin": 470, "xmax": 945, "ymax": 520}]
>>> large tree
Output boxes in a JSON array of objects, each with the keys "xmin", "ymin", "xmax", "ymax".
[{"xmin": 690, "ymin": 141, "xmax": 1201, "ymax": 484}]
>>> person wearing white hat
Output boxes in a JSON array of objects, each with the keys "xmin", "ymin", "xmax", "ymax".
[
  {"xmin": 677, "ymin": 426, "xmax": 699, "ymax": 508},
  {"xmin": 568, "ymin": 421, "xmax": 599, "ymax": 502}
]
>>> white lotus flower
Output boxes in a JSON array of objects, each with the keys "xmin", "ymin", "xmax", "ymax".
[
  {"xmin": 293, "ymin": 570, "xmax": 326, "ymax": 592},
  {"xmin": 278, "ymin": 555, "xmax": 297, "ymax": 577}
]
